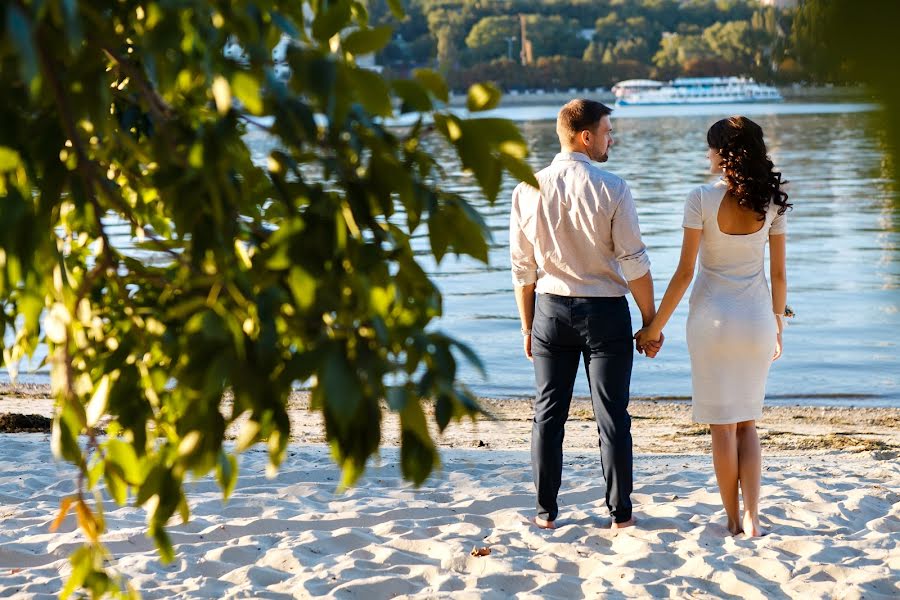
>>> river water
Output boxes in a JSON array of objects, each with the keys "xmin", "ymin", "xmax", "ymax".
[
  {"xmin": 6, "ymin": 102, "xmax": 898, "ymax": 407},
  {"xmin": 389, "ymin": 102, "xmax": 899, "ymax": 406}
]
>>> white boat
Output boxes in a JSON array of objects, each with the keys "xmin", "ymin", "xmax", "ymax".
[{"xmin": 612, "ymin": 77, "xmax": 782, "ymax": 106}]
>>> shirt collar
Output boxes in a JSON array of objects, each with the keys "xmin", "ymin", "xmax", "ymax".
[{"xmin": 552, "ymin": 151, "xmax": 593, "ymax": 165}]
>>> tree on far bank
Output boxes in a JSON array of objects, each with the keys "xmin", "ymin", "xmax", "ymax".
[
  {"xmin": 583, "ymin": 40, "xmax": 604, "ymax": 64},
  {"xmin": 465, "ymin": 14, "xmax": 587, "ymax": 65},
  {"xmin": 465, "ymin": 16, "xmax": 519, "ymax": 62},
  {"xmin": 702, "ymin": 21, "xmax": 754, "ymax": 67},
  {"xmin": 652, "ymin": 32, "xmax": 712, "ymax": 77}
]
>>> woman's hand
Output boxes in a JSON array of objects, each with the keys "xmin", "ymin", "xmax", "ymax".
[
  {"xmin": 773, "ymin": 331, "xmax": 783, "ymax": 361},
  {"xmin": 635, "ymin": 327, "xmax": 664, "ymax": 358}
]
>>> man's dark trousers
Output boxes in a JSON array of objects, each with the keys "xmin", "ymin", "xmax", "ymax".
[{"xmin": 531, "ymin": 292, "xmax": 634, "ymax": 524}]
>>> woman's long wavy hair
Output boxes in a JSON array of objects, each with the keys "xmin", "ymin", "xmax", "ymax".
[{"xmin": 707, "ymin": 116, "xmax": 791, "ymax": 220}]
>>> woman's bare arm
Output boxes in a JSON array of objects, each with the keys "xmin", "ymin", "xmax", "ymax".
[
  {"xmin": 637, "ymin": 227, "xmax": 702, "ymax": 344},
  {"xmin": 769, "ymin": 233, "xmax": 787, "ymax": 359}
]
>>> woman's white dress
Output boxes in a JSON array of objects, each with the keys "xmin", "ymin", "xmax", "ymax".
[{"xmin": 683, "ymin": 180, "xmax": 786, "ymax": 424}]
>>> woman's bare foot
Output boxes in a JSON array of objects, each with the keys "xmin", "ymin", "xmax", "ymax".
[
  {"xmin": 611, "ymin": 518, "xmax": 635, "ymax": 530},
  {"xmin": 727, "ymin": 519, "xmax": 744, "ymax": 536},
  {"xmin": 742, "ymin": 512, "xmax": 762, "ymax": 537},
  {"xmin": 533, "ymin": 516, "xmax": 556, "ymax": 530}
]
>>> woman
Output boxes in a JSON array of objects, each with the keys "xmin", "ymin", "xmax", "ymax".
[{"xmin": 636, "ymin": 116, "xmax": 790, "ymax": 537}]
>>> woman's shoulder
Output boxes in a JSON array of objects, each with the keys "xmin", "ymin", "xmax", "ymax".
[
  {"xmin": 690, "ymin": 179, "xmax": 726, "ymax": 195},
  {"xmin": 687, "ymin": 180, "xmax": 726, "ymax": 204}
]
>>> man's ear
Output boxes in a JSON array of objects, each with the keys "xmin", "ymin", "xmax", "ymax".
[{"xmin": 579, "ymin": 129, "xmax": 591, "ymax": 147}]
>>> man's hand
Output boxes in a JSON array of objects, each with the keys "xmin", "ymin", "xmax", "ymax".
[
  {"xmin": 524, "ymin": 334, "xmax": 533, "ymax": 362},
  {"xmin": 635, "ymin": 328, "xmax": 664, "ymax": 358}
]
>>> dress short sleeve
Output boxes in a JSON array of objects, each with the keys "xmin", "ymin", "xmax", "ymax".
[
  {"xmin": 770, "ymin": 207, "xmax": 787, "ymax": 235},
  {"xmin": 682, "ymin": 188, "xmax": 703, "ymax": 229}
]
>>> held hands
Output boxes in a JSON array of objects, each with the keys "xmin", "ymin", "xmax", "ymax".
[{"xmin": 635, "ymin": 327, "xmax": 664, "ymax": 358}]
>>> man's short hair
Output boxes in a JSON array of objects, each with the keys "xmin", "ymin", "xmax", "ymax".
[{"xmin": 557, "ymin": 99, "xmax": 613, "ymax": 144}]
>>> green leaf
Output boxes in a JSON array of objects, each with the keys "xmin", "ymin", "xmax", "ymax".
[
  {"xmin": 232, "ymin": 72, "xmax": 263, "ymax": 115},
  {"xmin": 469, "ymin": 155, "xmax": 502, "ymax": 205},
  {"xmin": 453, "ymin": 386, "xmax": 482, "ymax": 418},
  {"xmin": 455, "ymin": 132, "xmax": 502, "ymax": 202},
  {"xmin": 312, "ymin": 0, "xmax": 352, "ymax": 43},
  {"xmin": 455, "ymin": 118, "xmax": 531, "ymax": 202},
  {"xmin": 104, "ymin": 439, "xmax": 141, "ymax": 483},
  {"xmin": 61, "ymin": 546, "xmax": 93, "ymax": 600},
  {"xmin": 467, "ymin": 82, "xmax": 502, "ymax": 112},
  {"xmin": 435, "ymin": 395, "xmax": 452, "ymax": 432},
  {"xmin": 391, "ymin": 80, "xmax": 432, "ymax": 113},
  {"xmin": 346, "ymin": 67, "xmax": 392, "ymax": 117},
  {"xmin": 452, "ymin": 340, "xmax": 486, "ymax": 379},
  {"xmin": 87, "ymin": 455, "xmax": 104, "ymax": 490},
  {"xmin": 177, "ymin": 431, "xmax": 202, "ymax": 457},
  {"xmin": 135, "ymin": 465, "xmax": 163, "ymax": 507},
  {"xmin": 287, "ymin": 266, "xmax": 317, "ymax": 310},
  {"xmin": 217, "ymin": 450, "xmax": 238, "ymax": 500},
  {"xmin": 441, "ymin": 197, "xmax": 490, "ymax": 261},
  {"xmin": 413, "ymin": 68, "xmax": 449, "ymax": 103},
  {"xmin": 0, "ymin": 147, "xmax": 22, "ymax": 171},
  {"xmin": 177, "ymin": 494, "xmax": 190, "ymax": 524},
  {"xmin": 386, "ymin": 0, "xmax": 405, "ymax": 19},
  {"xmin": 152, "ymin": 527, "xmax": 175, "ymax": 564},
  {"xmin": 321, "ymin": 347, "xmax": 363, "ymax": 427},
  {"xmin": 235, "ymin": 420, "xmax": 261, "ymax": 453},
  {"xmin": 86, "ymin": 375, "xmax": 110, "ymax": 428},
  {"xmin": 399, "ymin": 397, "xmax": 431, "ymax": 446},
  {"xmin": 464, "ymin": 118, "xmax": 525, "ymax": 146},
  {"xmin": 399, "ymin": 398, "xmax": 438, "ymax": 486},
  {"xmin": 343, "ymin": 25, "xmax": 394, "ymax": 55},
  {"xmin": 500, "ymin": 154, "xmax": 539, "ymax": 189},
  {"xmin": 51, "ymin": 406, "xmax": 84, "ymax": 466},
  {"xmin": 104, "ymin": 462, "xmax": 128, "ymax": 505}
]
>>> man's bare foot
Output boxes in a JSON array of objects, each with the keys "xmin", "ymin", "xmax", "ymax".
[
  {"xmin": 742, "ymin": 513, "xmax": 762, "ymax": 537},
  {"xmin": 611, "ymin": 518, "xmax": 635, "ymax": 530},
  {"xmin": 533, "ymin": 516, "xmax": 556, "ymax": 530}
]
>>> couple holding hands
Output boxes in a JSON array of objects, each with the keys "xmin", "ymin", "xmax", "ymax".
[{"xmin": 510, "ymin": 99, "xmax": 790, "ymax": 537}]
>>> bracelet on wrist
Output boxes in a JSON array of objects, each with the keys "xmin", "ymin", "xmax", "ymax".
[{"xmin": 521, "ymin": 328, "xmax": 532, "ymax": 336}]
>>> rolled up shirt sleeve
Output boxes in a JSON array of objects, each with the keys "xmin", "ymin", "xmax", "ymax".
[
  {"xmin": 510, "ymin": 183, "xmax": 538, "ymax": 287},
  {"xmin": 610, "ymin": 183, "xmax": 651, "ymax": 282}
]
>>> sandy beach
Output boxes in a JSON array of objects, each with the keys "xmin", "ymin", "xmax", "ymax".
[{"xmin": 1, "ymin": 386, "xmax": 899, "ymax": 598}]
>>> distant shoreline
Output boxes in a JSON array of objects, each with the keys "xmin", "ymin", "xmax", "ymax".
[{"xmin": 447, "ymin": 84, "xmax": 871, "ymax": 109}]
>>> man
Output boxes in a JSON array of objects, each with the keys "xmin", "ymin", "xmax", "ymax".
[{"xmin": 510, "ymin": 99, "xmax": 661, "ymax": 530}]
